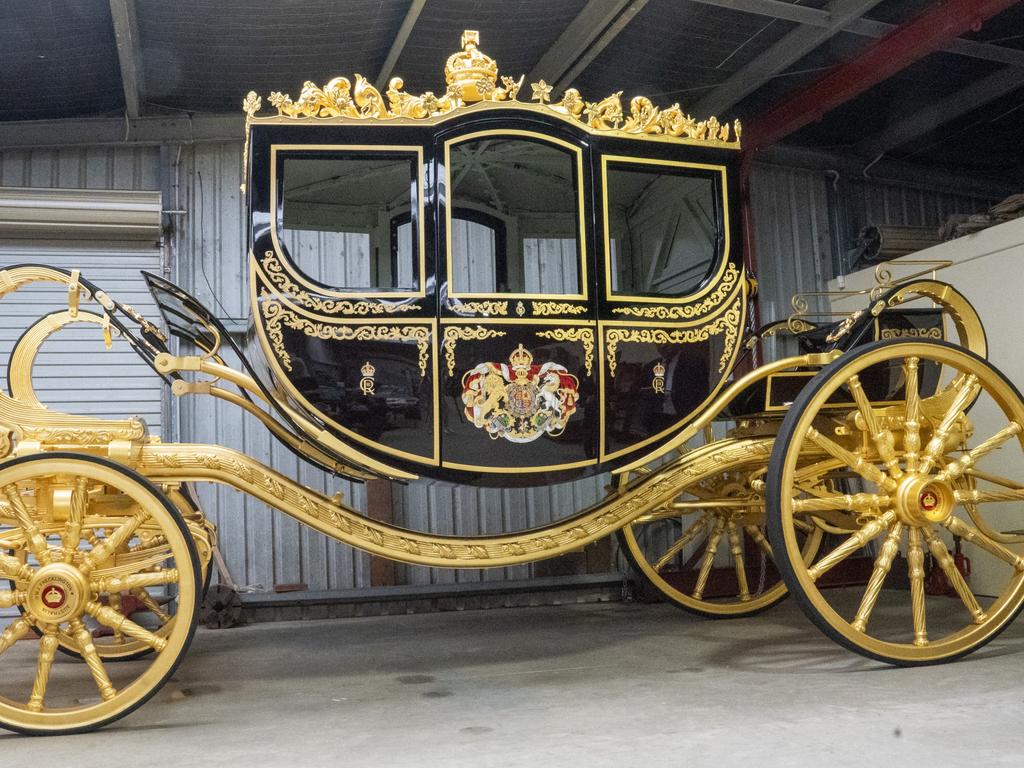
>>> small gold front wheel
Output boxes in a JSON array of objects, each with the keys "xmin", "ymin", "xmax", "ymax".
[
  {"xmin": 768, "ymin": 340, "xmax": 1024, "ymax": 665},
  {"xmin": 0, "ymin": 453, "xmax": 200, "ymax": 734}
]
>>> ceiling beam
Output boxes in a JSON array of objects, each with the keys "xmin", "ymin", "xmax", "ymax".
[
  {"xmin": 687, "ymin": 0, "xmax": 1024, "ymax": 68},
  {"xmin": 743, "ymin": 0, "xmax": 1023, "ymax": 154},
  {"xmin": 526, "ymin": 0, "xmax": 649, "ymax": 93},
  {"xmin": 0, "ymin": 115, "xmax": 244, "ymax": 151},
  {"xmin": 374, "ymin": 0, "xmax": 427, "ymax": 92},
  {"xmin": 109, "ymin": 0, "xmax": 144, "ymax": 118},
  {"xmin": 692, "ymin": 0, "xmax": 885, "ymax": 118},
  {"xmin": 858, "ymin": 66, "xmax": 1024, "ymax": 158}
]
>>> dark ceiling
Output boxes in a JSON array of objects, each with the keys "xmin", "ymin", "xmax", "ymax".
[{"xmin": 1, "ymin": 0, "xmax": 1022, "ymax": 183}]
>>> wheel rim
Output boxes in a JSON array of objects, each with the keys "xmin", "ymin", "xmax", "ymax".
[
  {"xmin": 0, "ymin": 455, "xmax": 199, "ymax": 733},
  {"xmin": 771, "ymin": 340, "xmax": 1024, "ymax": 664},
  {"xmin": 621, "ymin": 457, "xmax": 822, "ymax": 617}
]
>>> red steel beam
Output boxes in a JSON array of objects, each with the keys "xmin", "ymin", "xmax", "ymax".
[{"xmin": 742, "ymin": 0, "xmax": 1022, "ymax": 153}]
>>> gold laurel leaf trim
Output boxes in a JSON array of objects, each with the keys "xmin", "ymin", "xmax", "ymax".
[
  {"xmin": 611, "ymin": 263, "xmax": 740, "ymax": 320},
  {"xmin": 251, "ymin": 31, "xmax": 739, "ymax": 149},
  {"xmin": 443, "ymin": 325, "xmax": 507, "ymax": 376},
  {"xmin": 262, "ymin": 295, "xmax": 429, "ymax": 377},
  {"xmin": 536, "ymin": 328, "xmax": 595, "ymax": 377},
  {"xmin": 259, "ymin": 251, "xmax": 420, "ymax": 315},
  {"xmin": 606, "ymin": 298, "xmax": 743, "ymax": 378},
  {"xmin": 531, "ymin": 301, "xmax": 587, "ymax": 316}
]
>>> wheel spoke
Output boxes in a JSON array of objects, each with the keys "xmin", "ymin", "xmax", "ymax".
[
  {"xmin": 86, "ymin": 601, "xmax": 169, "ymax": 652},
  {"xmin": 82, "ymin": 510, "xmax": 150, "ymax": 573},
  {"xmin": 921, "ymin": 526, "xmax": 986, "ymax": 624},
  {"xmin": 725, "ymin": 521, "xmax": 751, "ymax": 602},
  {"xmin": 919, "ymin": 374, "xmax": 980, "ymax": 475},
  {"xmin": 805, "ymin": 428, "xmax": 896, "ymax": 492},
  {"xmin": 938, "ymin": 422, "xmax": 1023, "ymax": 484},
  {"xmin": 27, "ymin": 628, "xmax": 59, "ymax": 712},
  {"xmin": 133, "ymin": 588, "xmax": 171, "ymax": 623},
  {"xmin": 944, "ymin": 516, "xmax": 1024, "ymax": 571},
  {"xmin": 3, "ymin": 484, "xmax": 51, "ymax": 564},
  {"xmin": 848, "ymin": 374, "xmax": 902, "ymax": 480},
  {"xmin": 652, "ymin": 515, "xmax": 708, "ymax": 572},
  {"xmin": 955, "ymin": 487, "xmax": 1024, "ymax": 505},
  {"xmin": 0, "ymin": 588, "xmax": 25, "ymax": 608},
  {"xmin": 851, "ymin": 523, "xmax": 903, "ymax": 632},
  {"xmin": 91, "ymin": 568, "xmax": 179, "ymax": 594},
  {"xmin": 745, "ymin": 525, "xmax": 774, "ymax": 559},
  {"xmin": 793, "ymin": 492, "xmax": 890, "ymax": 514},
  {"xmin": 903, "ymin": 356, "xmax": 922, "ymax": 473},
  {"xmin": 61, "ymin": 476, "xmax": 89, "ymax": 563},
  {"xmin": 0, "ymin": 617, "xmax": 32, "ymax": 657},
  {"xmin": 807, "ymin": 510, "xmax": 897, "ymax": 582},
  {"xmin": 68, "ymin": 618, "xmax": 117, "ymax": 700},
  {"xmin": 692, "ymin": 517, "xmax": 725, "ymax": 600},
  {"xmin": 908, "ymin": 527, "xmax": 928, "ymax": 646}
]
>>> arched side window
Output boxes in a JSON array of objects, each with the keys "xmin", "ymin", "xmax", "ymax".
[
  {"xmin": 445, "ymin": 132, "xmax": 586, "ymax": 299},
  {"xmin": 274, "ymin": 146, "xmax": 423, "ymax": 295},
  {"xmin": 603, "ymin": 157, "xmax": 725, "ymax": 301}
]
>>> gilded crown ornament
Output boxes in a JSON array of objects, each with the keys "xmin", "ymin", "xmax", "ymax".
[
  {"xmin": 509, "ymin": 344, "xmax": 533, "ymax": 371},
  {"xmin": 244, "ymin": 29, "xmax": 739, "ymax": 148},
  {"xmin": 360, "ymin": 361, "xmax": 375, "ymax": 378}
]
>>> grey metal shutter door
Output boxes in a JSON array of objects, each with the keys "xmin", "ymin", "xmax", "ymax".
[{"xmin": 0, "ymin": 244, "xmax": 165, "ymax": 436}]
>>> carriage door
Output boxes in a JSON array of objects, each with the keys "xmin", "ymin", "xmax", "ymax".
[{"xmin": 437, "ymin": 129, "xmax": 599, "ymax": 476}]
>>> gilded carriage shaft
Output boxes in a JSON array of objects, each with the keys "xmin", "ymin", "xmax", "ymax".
[{"xmin": 3, "ymin": 27, "xmax": 1024, "ymax": 737}]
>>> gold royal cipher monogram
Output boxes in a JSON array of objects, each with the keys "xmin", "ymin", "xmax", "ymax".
[
  {"xmin": 652, "ymin": 361, "xmax": 666, "ymax": 394},
  {"xmin": 461, "ymin": 344, "xmax": 580, "ymax": 443},
  {"xmin": 359, "ymin": 361, "xmax": 376, "ymax": 397}
]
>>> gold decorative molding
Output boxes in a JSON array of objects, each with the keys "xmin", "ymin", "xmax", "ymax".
[
  {"xmin": 537, "ymin": 327, "xmax": 595, "ymax": 377},
  {"xmin": 532, "ymin": 301, "xmax": 587, "ymax": 316},
  {"xmin": 606, "ymin": 298, "xmax": 743, "ymax": 377},
  {"xmin": 247, "ymin": 30, "xmax": 740, "ymax": 150},
  {"xmin": 443, "ymin": 325, "xmax": 507, "ymax": 376},
  {"xmin": 454, "ymin": 300, "xmax": 508, "ymax": 316},
  {"xmin": 262, "ymin": 296, "xmax": 429, "ymax": 377},
  {"xmin": 880, "ymin": 327, "xmax": 942, "ymax": 340},
  {"xmin": 611, "ymin": 263, "xmax": 741, "ymax": 320},
  {"xmin": 259, "ymin": 251, "xmax": 419, "ymax": 315}
]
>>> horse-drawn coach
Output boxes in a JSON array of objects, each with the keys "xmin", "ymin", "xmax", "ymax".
[{"xmin": 3, "ymin": 30, "xmax": 1024, "ymax": 734}]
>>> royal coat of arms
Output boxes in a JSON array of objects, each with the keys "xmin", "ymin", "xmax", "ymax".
[{"xmin": 461, "ymin": 344, "xmax": 579, "ymax": 442}]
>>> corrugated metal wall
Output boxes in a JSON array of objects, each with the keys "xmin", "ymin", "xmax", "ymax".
[{"xmin": 0, "ymin": 139, "xmax": 999, "ymax": 595}]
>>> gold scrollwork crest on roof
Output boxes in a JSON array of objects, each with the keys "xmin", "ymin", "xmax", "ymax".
[
  {"xmin": 536, "ymin": 328, "xmax": 595, "ymax": 377},
  {"xmin": 261, "ymin": 295, "xmax": 430, "ymax": 377},
  {"xmin": 611, "ymin": 264, "xmax": 742, "ymax": 320},
  {"xmin": 246, "ymin": 30, "xmax": 740, "ymax": 149},
  {"xmin": 605, "ymin": 298, "xmax": 742, "ymax": 378},
  {"xmin": 443, "ymin": 325, "xmax": 507, "ymax": 376},
  {"xmin": 259, "ymin": 251, "xmax": 419, "ymax": 316}
]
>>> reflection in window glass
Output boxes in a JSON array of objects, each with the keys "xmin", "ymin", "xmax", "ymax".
[
  {"xmin": 279, "ymin": 153, "xmax": 417, "ymax": 291},
  {"xmin": 449, "ymin": 137, "xmax": 581, "ymax": 295},
  {"xmin": 607, "ymin": 165, "xmax": 718, "ymax": 297}
]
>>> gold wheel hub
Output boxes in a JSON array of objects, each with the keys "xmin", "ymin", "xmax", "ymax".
[
  {"xmin": 26, "ymin": 562, "xmax": 89, "ymax": 624},
  {"xmin": 895, "ymin": 475, "xmax": 954, "ymax": 525}
]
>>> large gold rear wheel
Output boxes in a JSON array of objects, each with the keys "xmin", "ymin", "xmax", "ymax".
[
  {"xmin": 0, "ymin": 453, "xmax": 200, "ymax": 734},
  {"xmin": 768, "ymin": 340, "xmax": 1024, "ymax": 665}
]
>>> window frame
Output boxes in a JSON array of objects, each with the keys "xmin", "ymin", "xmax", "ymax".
[
  {"xmin": 270, "ymin": 144, "xmax": 426, "ymax": 299},
  {"xmin": 443, "ymin": 129, "xmax": 588, "ymax": 301},
  {"xmin": 601, "ymin": 155, "xmax": 730, "ymax": 304}
]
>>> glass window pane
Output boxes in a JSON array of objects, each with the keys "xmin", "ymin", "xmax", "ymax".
[
  {"xmin": 449, "ymin": 137, "xmax": 581, "ymax": 295},
  {"xmin": 607, "ymin": 164, "xmax": 719, "ymax": 298},
  {"xmin": 279, "ymin": 153, "xmax": 417, "ymax": 292}
]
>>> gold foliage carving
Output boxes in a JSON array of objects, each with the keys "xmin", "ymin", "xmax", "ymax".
[
  {"xmin": 443, "ymin": 325, "xmax": 507, "ymax": 376},
  {"xmin": 531, "ymin": 301, "xmax": 587, "ymax": 316},
  {"xmin": 880, "ymin": 327, "xmax": 942, "ymax": 340},
  {"xmin": 606, "ymin": 298, "xmax": 743, "ymax": 377},
  {"xmin": 454, "ymin": 300, "xmax": 508, "ymax": 316},
  {"xmin": 259, "ymin": 251, "xmax": 419, "ymax": 316},
  {"xmin": 536, "ymin": 328, "xmax": 595, "ymax": 377},
  {"xmin": 250, "ymin": 31, "xmax": 739, "ymax": 149},
  {"xmin": 262, "ymin": 297, "xmax": 429, "ymax": 377},
  {"xmin": 612, "ymin": 264, "xmax": 741, "ymax": 320}
]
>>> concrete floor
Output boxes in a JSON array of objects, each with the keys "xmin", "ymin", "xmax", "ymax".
[{"xmin": 5, "ymin": 598, "xmax": 1024, "ymax": 767}]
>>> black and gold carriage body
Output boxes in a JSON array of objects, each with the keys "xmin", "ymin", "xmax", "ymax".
[{"xmin": 244, "ymin": 97, "xmax": 748, "ymax": 485}]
